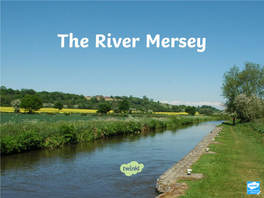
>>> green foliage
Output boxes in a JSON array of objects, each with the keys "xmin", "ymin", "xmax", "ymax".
[
  {"xmin": 1, "ymin": 86, "xmax": 222, "ymax": 114},
  {"xmin": 233, "ymin": 94, "xmax": 264, "ymax": 122},
  {"xmin": 197, "ymin": 105, "xmax": 220, "ymax": 115},
  {"xmin": 20, "ymin": 95, "xmax": 43, "ymax": 114},
  {"xmin": 97, "ymin": 103, "xmax": 111, "ymax": 114},
  {"xmin": 185, "ymin": 106, "xmax": 196, "ymax": 115},
  {"xmin": 119, "ymin": 99, "xmax": 129, "ymax": 113},
  {"xmin": 0, "ymin": 115, "xmax": 221, "ymax": 155},
  {"xmin": 60, "ymin": 124, "xmax": 77, "ymax": 144},
  {"xmin": 54, "ymin": 102, "xmax": 63, "ymax": 110},
  {"xmin": 222, "ymin": 62, "xmax": 264, "ymax": 113},
  {"xmin": 1, "ymin": 130, "xmax": 42, "ymax": 154},
  {"xmin": 249, "ymin": 119, "xmax": 264, "ymax": 134}
]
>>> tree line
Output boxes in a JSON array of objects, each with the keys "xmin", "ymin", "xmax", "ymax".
[{"xmin": 0, "ymin": 86, "xmax": 221, "ymax": 115}]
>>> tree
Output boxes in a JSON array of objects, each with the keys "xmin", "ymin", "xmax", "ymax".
[
  {"xmin": 233, "ymin": 94, "xmax": 264, "ymax": 122},
  {"xmin": 54, "ymin": 102, "xmax": 63, "ymax": 111},
  {"xmin": 171, "ymin": 105, "xmax": 180, "ymax": 112},
  {"xmin": 185, "ymin": 106, "xmax": 196, "ymax": 115},
  {"xmin": 20, "ymin": 95, "xmax": 43, "ymax": 114},
  {"xmin": 222, "ymin": 62, "xmax": 264, "ymax": 114},
  {"xmin": 11, "ymin": 99, "xmax": 21, "ymax": 113},
  {"xmin": 119, "ymin": 99, "xmax": 129, "ymax": 113},
  {"xmin": 97, "ymin": 103, "xmax": 111, "ymax": 114}
]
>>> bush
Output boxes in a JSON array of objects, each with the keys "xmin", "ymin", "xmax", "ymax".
[
  {"xmin": 1, "ymin": 130, "xmax": 42, "ymax": 154},
  {"xmin": 233, "ymin": 94, "xmax": 264, "ymax": 122},
  {"xmin": 60, "ymin": 124, "xmax": 77, "ymax": 144},
  {"xmin": 97, "ymin": 103, "xmax": 111, "ymax": 114}
]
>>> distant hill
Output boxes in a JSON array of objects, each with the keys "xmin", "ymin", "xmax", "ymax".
[
  {"xmin": 197, "ymin": 105, "xmax": 221, "ymax": 115},
  {"xmin": 0, "ymin": 86, "xmax": 221, "ymax": 114}
]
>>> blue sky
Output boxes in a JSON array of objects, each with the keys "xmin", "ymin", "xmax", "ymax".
[{"xmin": 1, "ymin": 1, "xmax": 264, "ymax": 109}]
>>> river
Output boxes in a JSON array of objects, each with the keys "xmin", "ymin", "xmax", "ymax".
[{"xmin": 1, "ymin": 120, "xmax": 223, "ymax": 198}]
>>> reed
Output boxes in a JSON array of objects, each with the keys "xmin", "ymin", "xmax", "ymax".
[{"xmin": 0, "ymin": 116, "xmax": 221, "ymax": 155}]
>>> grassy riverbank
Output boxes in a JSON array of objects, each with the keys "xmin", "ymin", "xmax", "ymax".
[
  {"xmin": 0, "ymin": 115, "xmax": 223, "ymax": 155},
  {"xmin": 179, "ymin": 119, "xmax": 264, "ymax": 197}
]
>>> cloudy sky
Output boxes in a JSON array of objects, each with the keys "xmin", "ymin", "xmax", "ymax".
[{"xmin": 1, "ymin": 1, "xmax": 264, "ymax": 109}]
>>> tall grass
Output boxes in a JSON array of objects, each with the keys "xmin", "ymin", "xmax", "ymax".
[{"xmin": 0, "ymin": 116, "xmax": 221, "ymax": 155}]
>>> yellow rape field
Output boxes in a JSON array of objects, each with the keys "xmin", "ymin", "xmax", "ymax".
[
  {"xmin": 0, "ymin": 107, "xmax": 198, "ymax": 115},
  {"xmin": 0, "ymin": 107, "xmax": 99, "ymax": 113}
]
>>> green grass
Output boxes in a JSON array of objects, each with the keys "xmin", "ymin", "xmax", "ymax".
[
  {"xmin": 178, "ymin": 119, "xmax": 264, "ymax": 198},
  {"xmin": 0, "ymin": 112, "xmax": 126, "ymax": 124},
  {"xmin": 0, "ymin": 112, "xmax": 229, "ymax": 124},
  {"xmin": 0, "ymin": 115, "xmax": 221, "ymax": 155}
]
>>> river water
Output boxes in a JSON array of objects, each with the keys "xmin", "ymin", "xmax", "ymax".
[{"xmin": 1, "ymin": 121, "xmax": 222, "ymax": 198}]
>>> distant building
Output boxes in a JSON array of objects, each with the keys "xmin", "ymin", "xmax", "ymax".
[{"xmin": 85, "ymin": 95, "xmax": 114, "ymax": 101}]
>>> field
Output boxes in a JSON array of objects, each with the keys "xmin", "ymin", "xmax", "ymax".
[
  {"xmin": 0, "ymin": 113, "xmax": 116, "ymax": 124},
  {"xmin": 0, "ymin": 107, "xmax": 98, "ymax": 113},
  {"xmin": 178, "ymin": 119, "xmax": 264, "ymax": 197},
  {"xmin": 0, "ymin": 106, "xmax": 197, "ymax": 117}
]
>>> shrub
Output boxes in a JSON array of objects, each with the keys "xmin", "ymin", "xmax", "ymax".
[
  {"xmin": 233, "ymin": 94, "xmax": 264, "ymax": 122},
  {"xmin": 60, "ymin": 124, "xmax": 77, "ymax": 144}
]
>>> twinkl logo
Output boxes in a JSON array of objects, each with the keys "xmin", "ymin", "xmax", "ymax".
[
  {"xmin": 247, "ymin": 181, "xmax": 260, "ymax": 194},
  {"xmin": 120, "ymin": 161, "xmax": 144, "ymax": 176}
]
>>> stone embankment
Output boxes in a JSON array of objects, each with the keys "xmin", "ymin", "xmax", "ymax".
[{"xmin": 156, "ymin": 126, "xmax": 222, "ymax": 197}]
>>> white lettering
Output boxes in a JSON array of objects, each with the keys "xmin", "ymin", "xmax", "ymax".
[
  {"xmin": 178, "ymin": 38, "xmax": 187, "ymax": 48},
  {"xmin": 69, "ymin": 33, "xmax": 80, "ymax": 48},
  {"xmin": 161, "ymin": 38, "xmax": 170, "ymax": 48},
  {"xmin": 197, "ymin": 38, "xmax": 206, "ymax": 52},
  {"xmin": 187, "ymin": 38, "xmax": 196, "ymax": 48},
  {"xmin": 96, "ymin": 34, "xmax": 106, "ymax": 48},
  {"xmin": 80, "ymin": 38, "xmax": 89, "ymax": 48},
  {"xmin": 122, "ymin": 38, "xmax": 131, "ymax": 48},
  {"xmin": 146, "ymin": 34, "xmax": 160, "ymax": 48},
  {"xmin": 57, "ymin": 34, "xmax": 69, "ymax": 48}
]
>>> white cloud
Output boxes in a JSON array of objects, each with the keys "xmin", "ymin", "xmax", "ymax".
[{"xmin": 160, "ymin": 100, "xmax": 225, "ymax": 110}]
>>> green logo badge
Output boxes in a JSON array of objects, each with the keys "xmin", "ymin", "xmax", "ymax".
[{"xmin": 120, "ymin": 161, "xmax": 144, "ymax": 176}]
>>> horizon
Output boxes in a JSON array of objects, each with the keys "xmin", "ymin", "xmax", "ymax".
[{"xmin": 1, "ymin": 85, "xmax": 223, "ymax": 110}]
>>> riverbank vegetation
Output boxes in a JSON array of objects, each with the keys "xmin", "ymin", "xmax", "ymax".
[
  {"xmin": 0, "ymin": 115, "xmax": 226, "ymax": 155},
  {"xmin": 178, "ymin": 118, "xmax": 264, "ymax": 197}
]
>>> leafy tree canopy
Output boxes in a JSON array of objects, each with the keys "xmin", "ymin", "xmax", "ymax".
[
  {"xmin": 54, "ymin": 102, "xmax": 63, "ymax": 111},
  {"xmin": 185, "ymin": 106, "xmax": 196, "ymax": 115},
  {"xmin": 222, "ymin": 62, "xmax": 264, "ymax": 113},
  {"xmin": 0, "ymin": 86, "xmax": 222, "ymax": 114},
  {"xmin": 119, "ymin": 99, "xmax": 130, "ymax": 113},
  {"xmin": 20, "ymin": 95, "xmax": 43, "ymax": 114},
  {"xmin": 97, "ymin": 103, "xmax": 111, "ymax": 114}
]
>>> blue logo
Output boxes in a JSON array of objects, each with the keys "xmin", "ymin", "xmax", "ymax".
[{"xmin": 247, "ymin": 181, "xmax": 260, "ymax": 194}]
